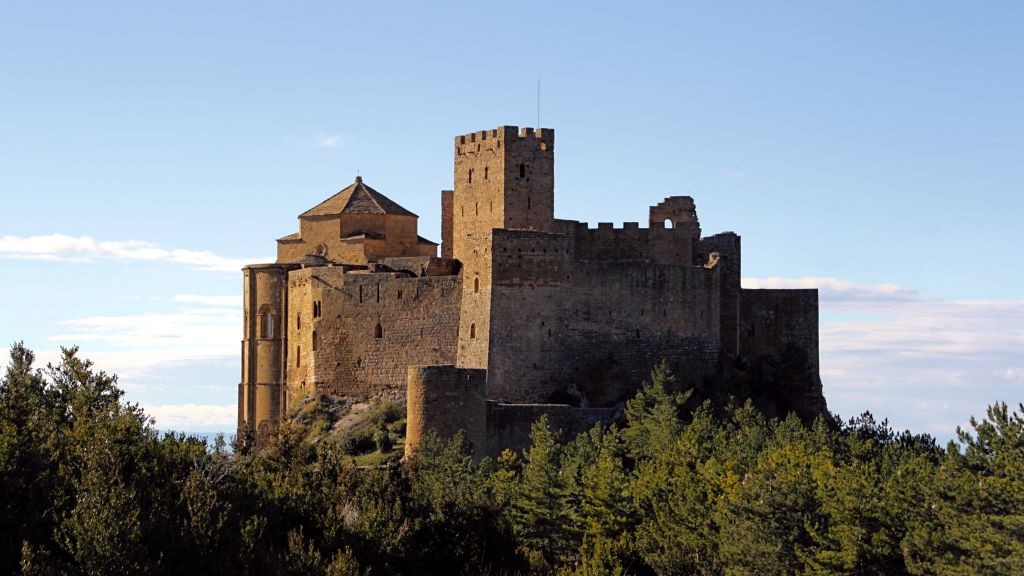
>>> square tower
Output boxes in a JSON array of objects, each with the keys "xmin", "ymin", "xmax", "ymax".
[{"xmin": 450, "ymin": 126, "xmax": 555, "ymax": 261}]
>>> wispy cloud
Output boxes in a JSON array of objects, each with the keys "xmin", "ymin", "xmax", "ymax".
[
  {"xmin": 285, "ymin": 131, "xmax": 346, "ymax": 149},
  {"xmin": 49, "ymin": 307, "xmax": 239, "ymax": 352},
  {"xmin": 744, "ymin": 276, "xmax": 1024, "ymax": 438},
  {"xmin": 0, "ymin": 234, "xmax": 269, "ymax": 272},
  {"xmin": 172, "ymin": 294, "xmax": 239, "ymax": 307},
  {"xmin": 144, "ymin": 403, "xmax": 236, "ymax": 432},
  {"xmin": 314, "ymin": 132, "xmax": 344, "ymax": 148},
  {"xmin": 743, "ymin": 276, "xmax": 920, "ymax": 305}
]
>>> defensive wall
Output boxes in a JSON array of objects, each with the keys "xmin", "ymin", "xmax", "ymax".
[
  {"xmin": 286, "ymin": 264, "xmax": 462, "ymax": 398},
  {"xmin": 405, "ymin": 364, "xmax": 621, "ymax": 460}
]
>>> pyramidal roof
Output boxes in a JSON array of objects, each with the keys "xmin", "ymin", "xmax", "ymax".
[{"xmin": 300, "ymin": 177, "xmax": 417, "ymax": 218}]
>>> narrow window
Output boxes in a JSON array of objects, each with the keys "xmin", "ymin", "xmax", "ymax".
[
  {"xmin": 527, "ymin": 196, "xmax": 531, "ymax": 210},
  {"xmin": 490, "ymin": 200, "xmax": 493, "ymax": 213},
  {"xmin": 636, "ymin": 329, "xmax": 641, "ymax": 338},
  {"xmin": 397, "ymin": 289, "xmax": 403, "ymax": 300},
  {"xmin": 468, "ymin": 168, "xmax": 473, "ymax": 183},
  {"xmin": 484, "ymin": 166, "xmax": 489, "ymax": 180},
  {"xmin": 312, "ymin": 331, "xmax": 318, "ymax": 351},
  {"xmin": 296, "ymin": 347, "xmax": 301, "ymax": 367},
  {"xmin": 374, "ymin": 323, "xmax": 383, "ymax": 339},
  {"xmin": 470, "ymin": 323, "xmax": 476, "ymax": 340},
  {"xmin": 376, "ymin": 284, "xmax": 380, "ymax": 303},
  {"xmin": 461, "ymin": 205, "xmax": 465, "ymax": 217},
  {"xmin": 473, "ymin": 277, "xmax": 479, "ymax": 293},
  {"xmin": 475, "ymin": 202, "xmax": 479, "ymax": 215},
  {"xmin": 297, "ymin": 313, "xmax": 301, "ymax": 329},
  {"xmin": 519, "ymin": 163, "xmax": 525, "ymax": 178}
]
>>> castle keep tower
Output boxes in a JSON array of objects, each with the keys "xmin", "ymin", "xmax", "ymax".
[
  {"xmin": 448, "ymin": 127, "xmax": 556, "ymax": 373},
  {"xmin": 450, "ymin": 126, "xmax": 555, "ymax": 259}
]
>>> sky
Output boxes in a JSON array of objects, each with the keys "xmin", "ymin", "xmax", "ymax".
[{"xmin": 1, "ymin": 1, "xmax": 1021, "ymax": 439}]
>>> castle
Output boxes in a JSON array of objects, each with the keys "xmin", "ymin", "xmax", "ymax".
[{"xmin": 238, "ymin": 125, "xmax": 823, "ymax": 457}]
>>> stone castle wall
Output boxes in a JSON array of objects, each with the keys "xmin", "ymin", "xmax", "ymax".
[
  {"xmin": 406, "ymin": 365, "xmax": 487, "ymax": 459},
  {"xmin": 484, "ymin": 402, "xmax": 621, "ymax": 458},
  {"xmin": 484, "ymin": 228, "xmax": 722, "ymax": 406},
  {"xmin": 739, "ymin": 288, "xmax": 820, "ymax": 371},
  {"xmin": 285, "ymin": 267, "xmax": 461, "ymax": 399}
]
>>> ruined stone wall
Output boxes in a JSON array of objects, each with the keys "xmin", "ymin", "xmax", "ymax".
[
  {"xmin": 574, "ymin": 221, "xmax": 697, "ymax": 266},
  {"xmin": 405, "ymin": 365, "xmax": 487, "ymax": 459},
  {"xmin": 484, "ymin": 402, "xmax": 620, "ymax": 458},
  {"xmin": 440, "ymin": 189, "xmax": 453, "ymax": 259},
  {"xmin": 699, "ymin": 232, "xmax": 742, "ymax": 357},
  {"xmin": 286, "ymin": 267, "xmax": 461, "ymax": 399}
]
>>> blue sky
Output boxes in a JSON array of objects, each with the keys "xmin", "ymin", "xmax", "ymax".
[{"xmin": 1, "ymin": 1, "xmax": 1021, "ymax": 437}]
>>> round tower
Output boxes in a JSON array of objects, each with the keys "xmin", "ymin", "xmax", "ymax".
[
  {"xmin": 240, "ymin": 263, "xmax": 292, "ymax": 445},
  {"xmin": 405, "ymin": 365, "xmax": 487, "ymax": 459}
]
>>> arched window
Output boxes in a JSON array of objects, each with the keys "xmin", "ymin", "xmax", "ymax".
[
  {"xmin": 664, "ymin": 219, "xmax": 673, "ymax": 229},
  {"xmin": 258, "ymin": 305, "xmax": 277, "ymax": 339},
  {"xmin": 470, "ymin": 323, "xmax": 476, "ymax": 340},
  {"xmin": 473, "ymin": 277, "xmax": 479, "ymax": 293},
  {"xmin": 374, "ymin": 323, "xmax": 383, "ymax": 339}
]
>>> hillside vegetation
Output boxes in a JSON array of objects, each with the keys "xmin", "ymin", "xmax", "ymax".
[{"xmin": 1, "ymin": 343, "xmax": 1022, "ymax": 575}]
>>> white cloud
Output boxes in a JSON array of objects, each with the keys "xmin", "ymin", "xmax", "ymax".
[
  {"xmin": 143, "ymin": 403, "xmax": 237, "ymax": 432},
  {"xmin": 49, "ymin": 308, "xmax": 239, "ymax": 353},
  {"xmin": 172, "ymin": 294, "xmax": 240, "ymax": 306},
  {"xmin": 745, "ymin": 276, "xmax": 1024, "ymax": 439},
  {"xmin": 0, "ymin": 233, "xmax": 269, "ymax": 272},
  {"xmin": 314, "ymin": 132, "xmax": 344, "ymax": 148},
  {"xmin": 285, "ymin": 131, "xmax": 346, "ymax": 149},
  {"xmin": 743, "ymin": 276, "xmax": 919, "ymax": 305}
]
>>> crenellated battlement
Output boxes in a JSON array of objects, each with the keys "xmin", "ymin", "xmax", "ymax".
[{"xmin": 455, "ymin": 125, "xmax": 554, "ymax": 155}]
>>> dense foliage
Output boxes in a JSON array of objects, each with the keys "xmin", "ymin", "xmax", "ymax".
[{"xmin": 1, "ymin": 344, "xmax": 1021, "ymax": 575}]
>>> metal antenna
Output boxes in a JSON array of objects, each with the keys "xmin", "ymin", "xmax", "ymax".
[{"xmin": 536, "ymin": 77, "xmax": 541, "ymax": 129}]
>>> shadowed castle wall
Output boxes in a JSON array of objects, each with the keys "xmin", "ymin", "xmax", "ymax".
[
  {"xmin": 484, "ymin": 402, "xmax": 621, "ymax": 458},
  {"xmin": 739, "ymin": 288, "xmax": 820, "ymax": 370},
  {"xmin": 405, "ymin": 365, "xmax": 487, "ymax": 459},
  {"xmin": 484, "ymin": 228, "xmax": 722, "ymax": 406}
]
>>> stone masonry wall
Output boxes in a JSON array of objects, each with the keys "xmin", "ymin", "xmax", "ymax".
[
  {"xmin": 738, "ymin": 288, "xmax": 819, "ymax": 371},
  {"xmin": 485, "ymin": 402, "xmax": 621, "ymax": 458},
  {"xmin": 405, "ymin": 365, "xmax": 487, "ymax": 459},
  {"xmin": 285, "ymin": 267, "xmax": 461, "ymax": 399},
  {"xmin": 485, "ymin": 228, "xmax": 722, "ymax": 406}
]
